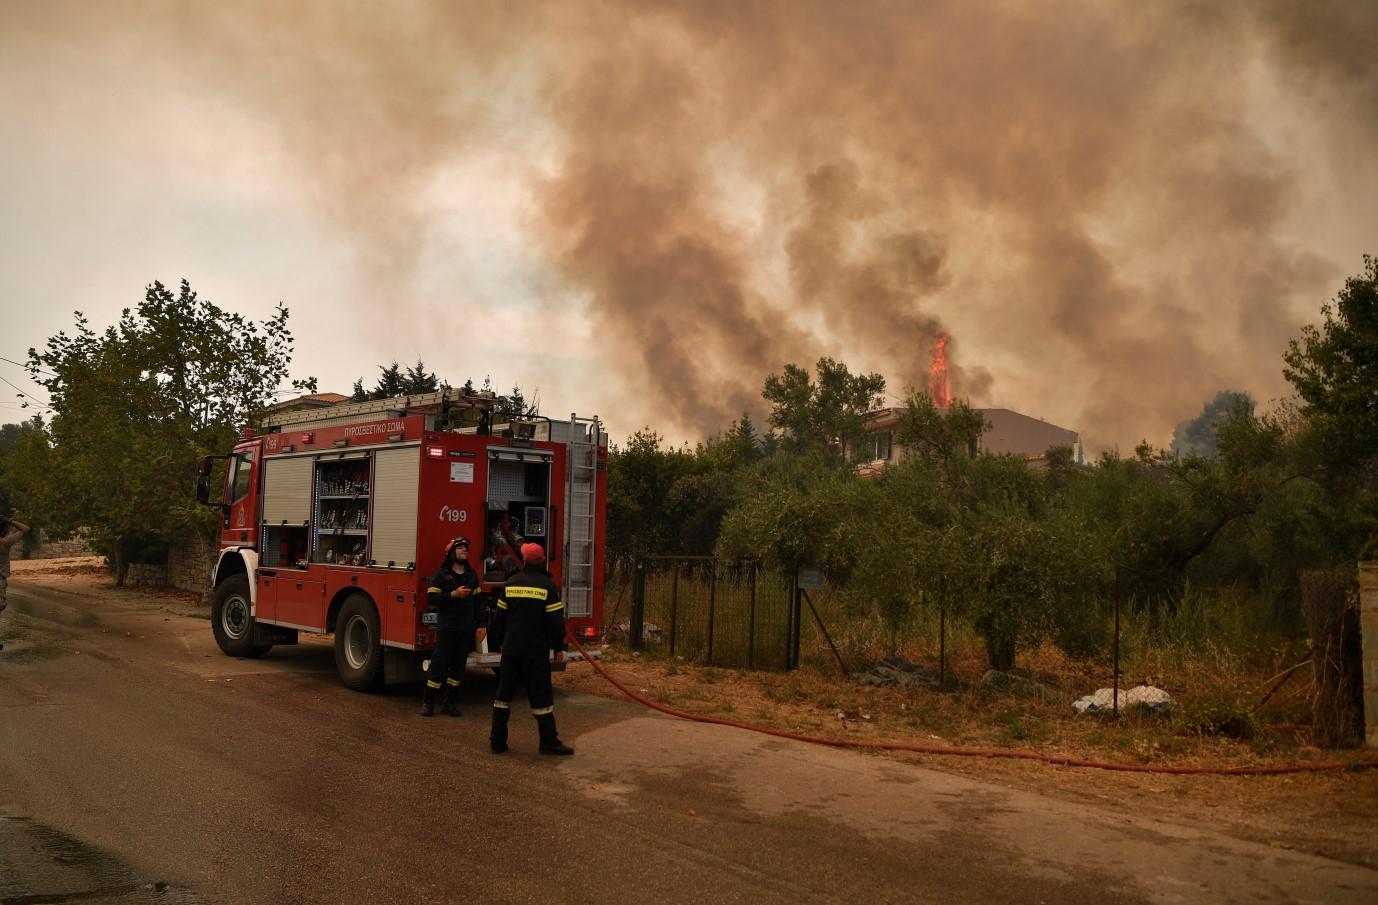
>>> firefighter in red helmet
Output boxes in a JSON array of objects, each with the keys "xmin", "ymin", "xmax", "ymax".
[
  {"xmin": 422, "ymin": 537, "xmax": 485, "ymax": 717},
  {"xmin": 488, "ymin": 542, "xmax": 574, "ymax": 755}
]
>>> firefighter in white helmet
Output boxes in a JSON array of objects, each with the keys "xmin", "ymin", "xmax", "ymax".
[{"xmin": 422, "ymin": 537, "xmax": 485, "ymax": 717}]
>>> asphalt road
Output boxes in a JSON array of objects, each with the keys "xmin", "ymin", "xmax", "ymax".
[{"xmin": 3, "ymin": 574, "xmax": 1377, "ymax": 905}]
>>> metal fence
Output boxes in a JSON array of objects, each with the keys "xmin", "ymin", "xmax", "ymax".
[{"xmin": 620, "ymin": 556, "xmax": 805, "ymax": 670}]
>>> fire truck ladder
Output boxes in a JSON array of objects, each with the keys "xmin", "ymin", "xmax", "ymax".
[
  {"xmin": 562, "ymin": 413, "xmax": 600, "ymax": 619},
  {"xmin": 261, "ymin": 388, "xmax": 497, "ymax": 432}
]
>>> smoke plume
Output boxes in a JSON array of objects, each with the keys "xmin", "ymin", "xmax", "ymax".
[{"xmin": 7, "ymin": 0, "xmax": 1374, "ymax": 449}]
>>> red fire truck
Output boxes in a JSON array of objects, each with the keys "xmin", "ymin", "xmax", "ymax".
[{"xmin": 195, "ymin": 389, "xmax": 607, "ymax": 690}]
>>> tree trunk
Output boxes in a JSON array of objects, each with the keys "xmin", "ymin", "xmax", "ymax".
[
  {"xmin": 985, "ymin": 632, "xmax": 1016, "ymax": 673},
  {"xmin": 112, "ymin": 545, "xmax": 126, "ymax": 587},
  {"xmin": 1300, "ymin": 568, "xmax": 1364, "ymax": 748}
]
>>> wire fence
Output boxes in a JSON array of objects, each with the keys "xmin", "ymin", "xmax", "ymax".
[
  {"xmin": 607, "ymin": 557, "xmax": 801, "ymax": 670},
  {"xmin": 598, "ymin": 561, "xmax": 1319, "ymax": 733}
]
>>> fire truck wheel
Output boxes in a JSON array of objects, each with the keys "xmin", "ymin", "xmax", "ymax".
[
  {"xmin": 334, "ymin": 594, "xmax": 384, "ymax": 691},
  {"xmin": 211, "ymin": 574, "xmax": 271, "ymax": 659}
]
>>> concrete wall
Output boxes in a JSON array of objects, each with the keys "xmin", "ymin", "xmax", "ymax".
[
  {"xmin": 856, "ymin": 406, "xmax": 1081, "ymax": 468},
  {"xmin": 978, "ymin": 409, "xmax": 1079, "ymax": 460},
  {"xmin": 1362, "ymin": 561, "xmax": 1378, "ymax": 748}
]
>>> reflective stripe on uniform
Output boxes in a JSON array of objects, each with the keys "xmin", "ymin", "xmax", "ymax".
[
  {"xmin": 545, "ymin": 602, "xmax": 564, "ymax": 613},
  {"xmin": 531, "ymin": 705, "xmax": 554, "ymax": 716},
  {"xmin": 427, "ymin": 587, "xmax": 442, "ymax": 594},
  {"xmin": 426, "ymin": 680, "xmax": 442, "ymax": 689},
  {"xmin": 446, "ymin": 678, "xmax": 460, "ymax": 687},
  {"xmin": 492, "ymin": 700, "xmax": 511, "ymax": 709},
  {"xmin": 496, "ymin": 600, "xmax": 508, "ymax": 610},
  {"xmin": 505, "ymin": 585, "xmax": 549, "ymax": 601}
]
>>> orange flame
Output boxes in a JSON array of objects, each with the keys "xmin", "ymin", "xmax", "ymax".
[{"xmin": 929, "ymin": 334, "xmax": 951, "ymax": 408}]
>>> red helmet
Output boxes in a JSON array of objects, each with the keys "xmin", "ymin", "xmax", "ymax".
[{"xmin": 520, "ymin": 542, "xmax": 545, "ymax": 565}]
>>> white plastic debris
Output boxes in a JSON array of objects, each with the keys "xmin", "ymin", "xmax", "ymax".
[{"xmin": 1073, "ymin": 684, "xmax": 1173, "ymax": 714}]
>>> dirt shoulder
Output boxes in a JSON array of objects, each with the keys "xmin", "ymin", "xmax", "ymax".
[{"xmin": 558, "ymin": 648, "xmax": 1378, "ymax": 869}]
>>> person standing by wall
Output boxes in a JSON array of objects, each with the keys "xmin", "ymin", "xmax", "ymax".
[
  {"xmin": 422, "ymin": 537, "xmax": 485, "ymax": 717},
  {"xmin": 488, "ymin": 542, "xmax": 574, "ymax": 755},
  {"xmin": 0, "ymin": 516, "xmax": 31, "ymax": 651}
]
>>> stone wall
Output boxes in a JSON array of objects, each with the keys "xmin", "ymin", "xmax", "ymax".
[
  {"xmin": 1362, "ymin": 561, "xmax": 1378, "ymax": 748},
  {"xmin": 124, "ymin": 563, "xmax": 168, "ymax": 587},
  {"xmin": 17, "ymin": 530, "xmax": 97, "ymax": 560},
  {"xmin": 167, "ymin": 531, "xmax": 217, "ymax": 597}
]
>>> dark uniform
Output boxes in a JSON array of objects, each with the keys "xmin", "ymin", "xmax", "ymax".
[
  {"xmin": 489, "ymin": 564, "xmax": 573, "ymax": 754},
  {"xmin": 424, "ymin": 558, "xmax": 483, "ymax": 716}
]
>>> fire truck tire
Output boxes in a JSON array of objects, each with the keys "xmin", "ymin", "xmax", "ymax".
[
  {"xmin": 211, "ymin": 574, "xmax": 271, "ymax": 659},
  {"xmin": 334, "ymin": 594, "xmax": 384, "ymax": 691}
]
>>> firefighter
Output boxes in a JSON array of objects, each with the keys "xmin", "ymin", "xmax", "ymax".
[
  {"xmin": 422, "ymin": 537, "xmax": 485, "ymax": 717},
  {"xmin": 0, "ymin": 516, "xmax": 30, "ymax": 652},
  {"xmin": 488, "ymin": 542, "xmax": 574, "ymax": 755}
]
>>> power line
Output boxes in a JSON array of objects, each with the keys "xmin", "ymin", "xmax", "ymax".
[
  {"xmin": 0, "ymin": 370, "xmax": 48, "ymax": 401},
  {"xmin": 0, "ymin": 355, "xmax": 54, "ymax": 378}
]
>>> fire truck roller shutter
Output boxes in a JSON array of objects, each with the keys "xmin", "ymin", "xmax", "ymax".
[
  {"xmin": 372, "ymin": 447, "xmax": 420, "ymax": 567},
  {"xmin": 263, "ymin": 456, "xmax": 314, "ymax": 525}
]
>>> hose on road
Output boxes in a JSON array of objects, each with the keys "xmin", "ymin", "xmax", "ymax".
[{"xmin": 565, "ymin": 634, "xmax": 1378, "ymax": 776}]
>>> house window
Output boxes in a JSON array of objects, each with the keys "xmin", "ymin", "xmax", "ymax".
[{"xmin": 853, "ymin": 431, "xmax": 892, "ymax": 463}]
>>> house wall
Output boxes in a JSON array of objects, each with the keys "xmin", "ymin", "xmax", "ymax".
[
  {"xmin": 978, "ymin": 409, "xmax": 1079, "ymax": 459},
  {"xmin": 855, "ymin": 407, "xmax": 1080, "ymax": 467}
]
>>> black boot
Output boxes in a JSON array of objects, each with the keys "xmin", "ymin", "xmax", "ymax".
[
  {"xmin": 536, "ymin": 713, "xmax": 574, "ymax": 756},
  {"xmin": 420, "ymin": 683, "xmax": 439, "ymax": 717},
  {"xmin": 440, "ymin": 684, "xmax": 462, "ymax": 717},
  {"xmin": 490, "ymin": 704, "xmax": 510, "ymax": 753}
]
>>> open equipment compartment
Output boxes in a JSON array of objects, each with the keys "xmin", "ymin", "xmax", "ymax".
[{"xmin": 314, "ymin": 453, "xmax": 371, "ymax": 565}]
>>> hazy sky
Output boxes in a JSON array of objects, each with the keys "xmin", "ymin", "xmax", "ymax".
[{"xmin": 2, "ymin": 1, "xmax": 1374, "ymax": 452}]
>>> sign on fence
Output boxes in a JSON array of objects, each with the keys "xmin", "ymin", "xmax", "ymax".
[{"xmin": 797, "ymin": 567, "xmax": 825, "ymax": 590}]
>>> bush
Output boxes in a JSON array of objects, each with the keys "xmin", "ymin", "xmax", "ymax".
[{"xmin": 1182, "ymin": 691, "xmax": 1257, "ymax": 739}]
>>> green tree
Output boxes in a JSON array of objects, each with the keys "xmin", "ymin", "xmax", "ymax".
[
  {"xmin": 1283, "ymin": 255, "xmax": 1378, "ymax": 475},
  {"xmin": 13, "ymin": 280, "xmax": 315, "ymax": 584},
  {"xmin": 605, "ymin": 429, "xmax": 696, "ymax": 567},
  {"xmin": 762, "ymin": 358, "xmax": 885, "ymax": 464},
  {"xmin": 894, "ymin": 391, "xmax": 990, "ymax": 466},
  {"xmin": 373, "ymin": 362, "xmax": 406, "ymax": 399},
  {"xmin": 403, "ymin": 360, "xmax": 439, "ymax": 394}
]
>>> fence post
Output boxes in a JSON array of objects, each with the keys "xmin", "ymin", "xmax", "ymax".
[
  {"xmin": 706, "ymin": 559, "xmax": 717, "ymax": 666},
  {"xmin": 802, "ymin": 590, "xmax": 847, "ymax": 677},
  {"xmin": 748, "ymin": 561, "xmax": 758, "ymax": 670},
  {"xmin": 669, "ymin": 561, "xmax": 680, "ymax": 659},
  {"xmin": 788, "ymin": 577, "xmax": 803, "ymax": 670},
  {"xmin": 1113, "ymin": 564, "xmax": 1121, "ymax": 718},
  {"xmin": 630, "ymin": 558, "xmax": 645, "ymax": 651},
  {"xmin": 938, "ymin": 573, "xmax": 947, "ymax": 692},
  {"xmin": 939, "ymin": 605, "xmax": 946, "ymax": 692}
]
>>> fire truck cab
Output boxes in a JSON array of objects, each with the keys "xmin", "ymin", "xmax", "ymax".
[{"xmin": 196, "ymin": 389, "xmax": 607, "ymax": 690}]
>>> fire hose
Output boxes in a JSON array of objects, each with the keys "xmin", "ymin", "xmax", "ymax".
[{"xmin": 564, "ymin": 633, "xmax": 1378, "ymax": 776}]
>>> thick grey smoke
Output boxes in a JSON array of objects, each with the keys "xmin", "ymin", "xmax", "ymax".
[{"xmin": 6, "ymin": 0, "xmax": 1373, "ymax": 448}]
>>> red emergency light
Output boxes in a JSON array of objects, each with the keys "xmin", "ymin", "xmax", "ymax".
[
  {"xmin": 300, "ymin": 432, "xmax": 314, "ymax": 444},
  {"xmin": 427, "ymin": 446, "xmax": 445, "ymax": 458}
]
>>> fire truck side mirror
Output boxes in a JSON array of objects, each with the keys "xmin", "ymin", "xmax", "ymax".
[{"xmin": 195, "ymin": 456, "xmax": 224, "ymax": 508}]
